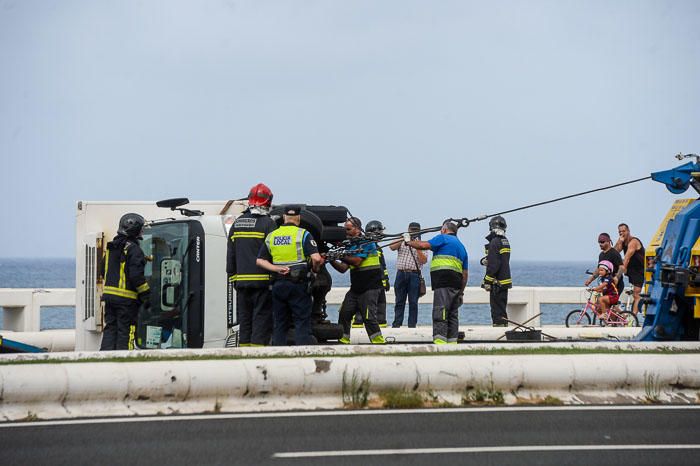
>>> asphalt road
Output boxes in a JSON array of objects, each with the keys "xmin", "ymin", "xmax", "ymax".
[{"xmin": 1, "ymin": 406, "xmax": 699, "ymax": 465}]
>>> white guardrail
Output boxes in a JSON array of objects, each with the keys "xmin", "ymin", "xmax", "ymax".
[
  {"xmin": 1, "ymin": 348, "xmax": 700, "ymax": 420},
  {"xmin": 1, "ymin": 287, "xmax": 589, "ymax": 332}
]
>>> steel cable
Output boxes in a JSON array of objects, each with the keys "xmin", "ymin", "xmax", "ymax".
[{"xmin": 359, "ymin": 175, "xmax": 652, "ymax": 248}]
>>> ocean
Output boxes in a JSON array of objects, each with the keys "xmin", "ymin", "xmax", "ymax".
[{"xmin": 0, "ymin": 258, "xmax": 596, "ymax": 330}]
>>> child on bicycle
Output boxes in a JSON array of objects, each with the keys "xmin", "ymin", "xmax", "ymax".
[{"xmin": 588, "ymin": 260, "xmax": 619, "ymax": 318}]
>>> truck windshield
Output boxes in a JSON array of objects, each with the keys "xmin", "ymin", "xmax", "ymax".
[{"xmin": 137, "ymin": 222, "xmax": 191, "ymax": 349}]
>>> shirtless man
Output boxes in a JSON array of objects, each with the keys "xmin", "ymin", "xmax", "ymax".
[{"xmin": 615, "ymin": 223, "xmax": 646, "ymax": 315}]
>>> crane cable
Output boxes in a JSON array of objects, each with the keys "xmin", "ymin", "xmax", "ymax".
[{"xmin": 366, "ymin": 174, "xmax": 652, "ymax": 247}]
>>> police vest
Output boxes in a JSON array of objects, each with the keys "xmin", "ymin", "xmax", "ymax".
[
  {"xmin": 266, "ymin": 225, "xmax": 309, "ymax": 265},
  {"xmin": 103, "ymin": 240, "xmax": 149, "ymax": 301}
]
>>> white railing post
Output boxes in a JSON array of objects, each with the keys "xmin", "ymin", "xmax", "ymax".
[
  {"xmin": 1, "ymin": 289, "xmax": 76, "ymax": 332},
  {"xmin": 0, "ymin": 289, "xmax": 36, "ymax": 332},
  {"xmin": 529, "ymin": 287, "xmax": 541, "ymax": 327}
]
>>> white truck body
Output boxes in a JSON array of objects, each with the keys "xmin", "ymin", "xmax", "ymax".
[{"xmin": 75, "ymin": 200, "xmax": 247, "ymax": 351}]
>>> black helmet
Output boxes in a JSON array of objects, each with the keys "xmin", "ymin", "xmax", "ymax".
[
  {"xmin": 118, "ymin": 213, "xmax": 145, "ymax": 238},
  {"xmin": 489, "ymin": 215, "xmax": 507, "ymax": 231},
  {"xmin": 365, "ymin": 220, "xmax": 385, "ymax": 234}
]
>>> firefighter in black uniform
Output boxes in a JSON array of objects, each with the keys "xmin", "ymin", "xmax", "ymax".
[
  {"xmin": 100, "ymin": 213, "xmax": 150, "ymax": 351},
  {"xmin": 226, "ymin": 183, "xmax": 277, "ymax": 347},
  {"xmin": 481, "ymin": 216, "xmax": 512, "ymax": 326}
]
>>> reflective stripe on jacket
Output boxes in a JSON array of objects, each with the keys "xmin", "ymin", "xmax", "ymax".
[
  {"xmin": 484, "ymin": 233, "xmax": 512, "ymax": 289},
  {"xmin": 430, "ymin": 254, "xmax": 464, "ymax": 274},
  {"xmin": 349, "ymin": 249, "xmax": 381, "ymax": 271},
  {"xmin": 226, "ymin": 212, "xmax": 277, "ymax": 288},
  {"xmin": 103, "ymin": 237, "xmax": 149, "ymax": 301}
]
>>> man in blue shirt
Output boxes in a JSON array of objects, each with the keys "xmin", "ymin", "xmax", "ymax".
[{"xmin": 405, "ymin": 220, "xmax": 468, "ymax": 344}]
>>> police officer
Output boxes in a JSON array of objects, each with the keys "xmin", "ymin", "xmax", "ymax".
[
  {"xmin": 256, "ymin": 205, "xmax": 324, "ymax": 346},
  {"xmin": 481, "ymin": 215, "xmax": 512, "ymax": 326},
  {"xmin": 100, "ymin": 213, "xmax": 150, "ymax": 351},
  {"xmin": 226, "ymin": 182, "xmax": 277, "ymax": 347}
]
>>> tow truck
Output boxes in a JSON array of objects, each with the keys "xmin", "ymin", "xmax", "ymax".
[{"xmin": 638, "ymin": 154, "xmax": 700, "ymax": 340}]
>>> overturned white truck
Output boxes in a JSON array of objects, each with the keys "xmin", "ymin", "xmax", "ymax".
[{"xmin": 75, "ymin": 199, "xmax": 348, "ymax": 351}]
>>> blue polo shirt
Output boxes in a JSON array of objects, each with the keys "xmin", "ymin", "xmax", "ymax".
[{"xmin": 428, "ymin": 233, "xmax": 468, "ymax": 289}]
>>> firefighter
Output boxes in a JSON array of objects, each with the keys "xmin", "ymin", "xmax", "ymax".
[
  {"xmin": 481, "ymin": 215, "xmax": 512, "ymax": 326},
  {"xmin": 226, "ymin": 182, "xmax": 277, "ymax": 346},
  {"xmin": 100, "ymin": 213, "xmax": 150, "ymax": 351},
  {"xmin": 256, "ymin": 205, "xmax": 324, "ymax": 346}
]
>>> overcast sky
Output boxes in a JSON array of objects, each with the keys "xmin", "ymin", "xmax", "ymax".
[{"xmin": 1, "ymin": 0, "xmax": 699, "ymax": 261}]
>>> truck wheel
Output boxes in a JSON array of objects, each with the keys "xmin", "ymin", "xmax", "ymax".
[
  {"xmin": 300, "ymin": 210, "xmax": 323, "ymax": 242},
  {"xmin": 306, "ymin": 205, "xmax": 349, "ymax": 225},
  {"xmin": 321, "ymin": 225, "xmax": 346, "ymax": 242},
  {"xmin": 269, "ymin": 206, "xmax": 324, "ymax": 242},
  {"xmin": 313, "ymin": 323, "xmax": 343, "ymax": 342}
]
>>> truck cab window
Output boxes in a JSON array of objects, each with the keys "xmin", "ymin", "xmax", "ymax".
[{"xmin": 137, "ymin": 222, "xmax": 190, "ymax": 349}]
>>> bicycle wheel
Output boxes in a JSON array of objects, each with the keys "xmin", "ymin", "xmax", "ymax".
[
  {"xmin": 619, "ymin": 311, "xmax": 639, "ymax": 327},
  {"xmin": 566, "ymin": 309, "xmax": 590, "ymax": 327}
]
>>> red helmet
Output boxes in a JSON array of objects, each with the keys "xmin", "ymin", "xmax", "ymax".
[{"xmin": 248, "ymin": 183, "xmax": 273, "ymax": 207}]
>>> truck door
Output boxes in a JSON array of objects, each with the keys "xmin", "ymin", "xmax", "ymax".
[{"xmin": 136, "ymin": 220, "xmax": 204, "ymax": 348}]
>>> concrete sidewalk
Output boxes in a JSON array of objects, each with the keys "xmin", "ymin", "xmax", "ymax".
[{"xmin": 1, "ymin": 324, "xmax": 641, "ymax": 354}]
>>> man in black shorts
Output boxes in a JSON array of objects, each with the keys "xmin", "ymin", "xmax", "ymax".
[
  {"xmin": 615, "ymin": 223, "xmax": 645, "ymax": 315},
  {"xmin": 585, "ymin": 233, "xmax": 624, "ymax": 292}
]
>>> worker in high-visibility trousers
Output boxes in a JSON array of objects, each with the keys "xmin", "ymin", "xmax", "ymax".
[
  {"xmin": 405, "ymin": 220, "xmax": 468, "ymax": 344},
  {"xmin": 330, "ymin": 217, "xmax": 386, "ymax": 345}
]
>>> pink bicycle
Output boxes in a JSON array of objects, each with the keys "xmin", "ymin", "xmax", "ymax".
[{"xmin": 565, "ymin": 288, "xmax": 639, "ymax": 328}]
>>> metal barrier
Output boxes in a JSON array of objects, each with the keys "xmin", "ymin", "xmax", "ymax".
[
  {"xmin": 0, "ymin": 287, "xmax": 587, "ymax": 332},
  {"xmin": 330, "ymin": 286, "xmax": 583, "ymax": 326}
]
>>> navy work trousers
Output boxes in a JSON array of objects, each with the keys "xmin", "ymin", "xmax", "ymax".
[
  {"xmin": 392, "ymin": 270, "xmax": 420, "ymax": 328},
  {"xmin": 271, "ymin": 279, "xmax": 315, "ymax": 346},
  {"xmin": 236, "ymin": 287, "xmax": 272, "ymax": 346},
  {"xmin": 490, "ymin": 287, "xmax": 509, "ymax": 325}
]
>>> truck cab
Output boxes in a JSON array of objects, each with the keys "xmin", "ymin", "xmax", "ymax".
[{"xmin": 75, "ymin": 199, "xmax": 347, "ymax": 351}]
